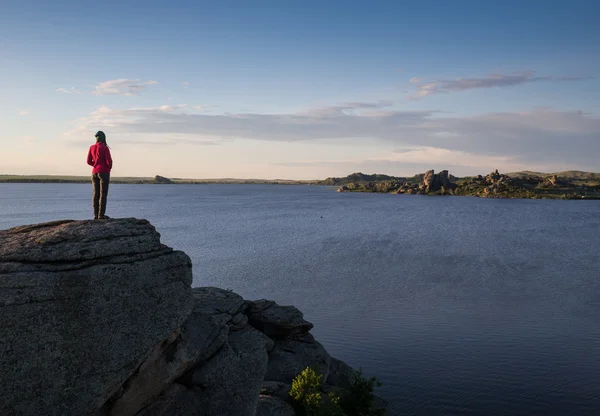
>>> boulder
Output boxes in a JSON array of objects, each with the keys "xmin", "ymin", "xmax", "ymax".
[
  {"xmin": 0, "ymin": 219, "xmax": 194, "ymax": 416},
  {"xmin": 192, "ymin": 287, "xmax": 250, "ymax": 329},
  {"xmin": 183, "ymin": 326, "xmax": 272, "ymax": 415},
  {"xmin": 423, "ymin": 169, "xmax": 435, "ymax": 191},
  {"xmin": 437, "ymin": 170, "xmax": 456, "ymax": 190},
  {"xmin": 107, "ymin": 307, "xmax": 229, "ymax": 416},
  {"xmin": 266, "ymin": 334, "xmax": 332, "ymax": 383},
  {"xmin": 255, "ymin": 395, "xmax": 296, "ymax": 416},
  {"xmin": 421, "ymin": 169, "xmax": 456, "ymax": 193},
  {"xmin": 248, "ymin": 300, "xmax": 314, "ymax": 338}
]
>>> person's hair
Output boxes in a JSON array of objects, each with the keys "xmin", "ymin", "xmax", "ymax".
[{"xmin": 95, "ymin": 131, "xmax": 109, "ymax": 147}]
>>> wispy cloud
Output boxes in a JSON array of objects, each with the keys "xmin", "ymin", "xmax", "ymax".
[
  {"xmin": 148, "ymin": 104, "xmax": 187, "ymax": 112},
  {"xmin": 302, "ymin": 100, "xmax": 395, "ymax": 116},
  {"xmin": 56, "ymin": 87, "xmax": 84, "ymax": 94},
  {"xmin": 56, "ymin": 79, "xmax": 158, "ymax": 96},
  {"xmin": 409, "ymin": 71, "xmax": 588, "ymax": 99},
  {"xmin": 92, "ymin": 79, "xmax": 158, "ymax": 96},
  {"xmin": 18, "ymin": 110, "xmax": 29, "ymax": 116},
  {"xmin": 182, "ymin": 81, "xmax": 191, "ymax": 88},
  {"xmin": 65, "ymin": 101, "xmax": 600, "ymax": 172},
  {"xmin": 193, "ymin": 104, "xmax": 217, "ymax": 112}
]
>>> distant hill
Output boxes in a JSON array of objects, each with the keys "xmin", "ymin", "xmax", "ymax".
[
  {"xmin": 318, "ymin": 172, "xmax": 412, "ymax": 186},
  {"xmin": 506, "ymin": 171, "xmax": 600, "ymax": 181}
]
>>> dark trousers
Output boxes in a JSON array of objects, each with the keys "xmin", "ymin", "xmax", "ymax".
[{"xmin": 92, "ymin": 172, "xmax": 110, "ymax": 219}]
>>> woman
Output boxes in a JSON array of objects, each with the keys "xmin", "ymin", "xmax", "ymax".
[{"xmin": 87, "ymin": 131, "xmax": 113, "ymax": 219}]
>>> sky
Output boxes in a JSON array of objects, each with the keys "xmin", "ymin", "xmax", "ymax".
[{"xmin": 1, "ymin": 0, "xmax": 599, "ymax": 179}]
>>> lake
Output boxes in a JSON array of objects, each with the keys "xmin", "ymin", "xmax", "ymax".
[{"xmin": 1, "ymin": 183, "xmax": 599, "ymax": 415}]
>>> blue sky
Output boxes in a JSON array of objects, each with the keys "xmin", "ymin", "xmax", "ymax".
[{"xmin": 2, "ymin": 0, "xmax": 599, "ymax": 178}]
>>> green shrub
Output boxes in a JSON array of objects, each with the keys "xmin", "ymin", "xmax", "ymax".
[
  {"xmin": 290, "ymin": 367, "xmax": 385, "ymax": 416},
  {"xmin": 343, "ymin": 369, "xmax": 385, "ymax": 416},
  {"xmin": 290, "ymin": 367, "xmax": 345, "ymax": 416}
]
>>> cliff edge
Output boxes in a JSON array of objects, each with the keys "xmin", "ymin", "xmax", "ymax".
[{"xmin": 0, "ymin": 219, "xmax": 386, "ymax": 416}]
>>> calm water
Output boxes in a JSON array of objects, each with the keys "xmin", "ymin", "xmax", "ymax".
[{"xmin": 2, "ymin": 183, "xmax": 600, "ymax": 415}]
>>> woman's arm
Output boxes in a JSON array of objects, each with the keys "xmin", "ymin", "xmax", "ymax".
[
  {"xmin": 87, "ymin": 146, "xmax": 94, "ymax": 166},
  {"xmin": 105, "ymin": 147, "xmax": 113, "ymax": 170}
]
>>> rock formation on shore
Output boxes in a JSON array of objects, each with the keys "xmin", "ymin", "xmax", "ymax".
[
  {"xmin": 154, "ymin": 175, "xmax": 173, "ymax": 184},
  {"xmin": 456, "ymin": 169, "xmax": 516, "ymax": 196},
  {"xmin": 336, "ymin": 168, "xmax": 599, "ymax": 199},
  {"xmin": 338, "ymin": 169, "xmax": 457, "ymax": 195},
  {"xmin": 0, "ymin": 219, "xmax": 386, "ymax": 416}
]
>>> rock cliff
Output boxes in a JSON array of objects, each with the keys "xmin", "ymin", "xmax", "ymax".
[{"xmin": 0, "ymin": 219, "xmax": 386, "ymax": 416}]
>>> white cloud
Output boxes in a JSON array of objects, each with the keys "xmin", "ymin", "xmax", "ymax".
[
  {"xmin": 408, "ymin": 71, "xmax": 588, "ymax": 99},
  {"xmin": 156, "ymin": 104, "xmax": 187, "ymax": 112},
  {"xmin": 92, "ymin": 79, "xmax": 158, "ymax": 96},
  {"xmin": 56, "ymin": 87, "xmax": 84, "ymax": 94},
  {"xmin": 182, "ymin": 81, "xmax": 190, "ymax": 88},
  {"xmin": 193, "ymin": 104, "xmax": 216, "ymax": 111},
  {"xmin": 18, "ymin": 110, "xmax": 29, "ymax": 116},
  {"xmin": 301, "ymin": 100, "xmax": 395, "ymax": 116},
  {"xmin": 64, "ymin": 102, "xmax": 600, "ymax": 172}
]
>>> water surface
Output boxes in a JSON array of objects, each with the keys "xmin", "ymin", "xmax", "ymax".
[{"xmin": 1, "ymin": 183, "xmax": 599, "ymax": 415}]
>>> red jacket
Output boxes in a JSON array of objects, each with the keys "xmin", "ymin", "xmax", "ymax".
[{"xmin": 87, "ymin": 143, "xmax": 113, "ymax": 174}]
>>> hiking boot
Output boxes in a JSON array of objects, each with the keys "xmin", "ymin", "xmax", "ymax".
[{"xmin": 99, "ymin": 215, "xmax": 111, "ymax": 220}]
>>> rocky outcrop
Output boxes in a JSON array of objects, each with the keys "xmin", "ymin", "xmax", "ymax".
[
  {"xmin": 0, "ymin": 219, "xmax": 387, "ymax": 416},
  {"xmin": 107, "ymin": 301, "xmax": 229, "ymax": 416},
  {"xmin": 338, "ymin": 170, "xmax": 458, "ymax": 195},
  {"xmin": 421, "ymin": 169, "xmax": 457, "ymax": 193},
  {"xmin": 422, "ymin": 169, "xmax": 435, "ymax": 191},
  {"xmin": 248, "ymin": 300, "xmax": 314, "ymax": 338},
  {"xmin": 390, "ymin": 170, "xmax": 457, "ymax": 195},
  {"xmin": 181, "ymin": 325, "xmax": 271, "ymax": 415},
  {"xmin": 540, "ymin": 174, "xmax": 571, "ymax": 188},
  {"xmin": 454, "ymin": 169, "xmax": 537, "ymax": 198},
  {"xmin": 154, "ymin": 175, "xmax": 173, "ymax": 184},
  {"xmin": 0, "ymin": 219, "xmax": 193, "ymax": 416},
  {"xmin": 337, "ymin": 169, "xmax": 599, "ymax": 199}
]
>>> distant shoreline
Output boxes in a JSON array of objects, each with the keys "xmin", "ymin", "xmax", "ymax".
[
  {"xmin": 3, "ymin": 171, "xmax": 600, "ymax": 200},
  {"xmin": 0, "ymin": 175, "xmax": 317, "ymax": 186}
]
